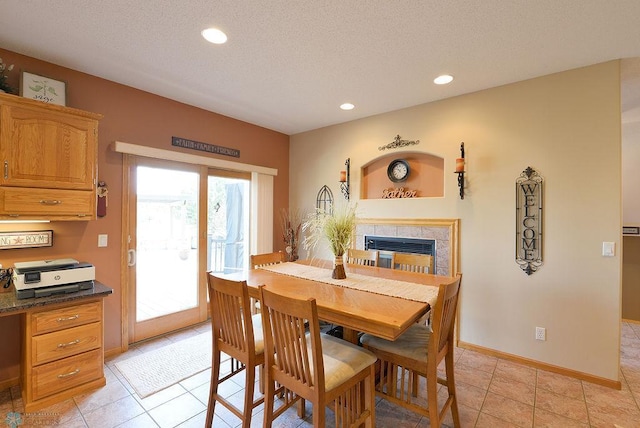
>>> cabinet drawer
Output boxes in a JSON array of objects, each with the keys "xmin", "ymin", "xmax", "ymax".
[
  {"xmin": 0, "ymin": 187, "xmax": 94, "ymax": 218},
  {"xmin": 31, "ymin": 349, "xmax": 103, "ymax": 401},
  {"xmin": 31, "ymin": 301, "xmax": 102, "ymax": 335},
  {"xmin": 32, "ymin": 322, "xmax": 102, "ymax": 366}
]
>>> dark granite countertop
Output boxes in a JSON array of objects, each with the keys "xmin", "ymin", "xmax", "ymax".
[{"xmin": 0, "ymin": 281, "xmax": 112, "ymax": 316}]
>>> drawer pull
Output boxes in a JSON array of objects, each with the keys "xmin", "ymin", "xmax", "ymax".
[
  {"xmin": 39, "ymin": 199, "xmax": 62, "ymax": 205},
  {"xmin": 57, "ymin": 339, "xmax": 81, "ymax": 348},
  {"xmin": 57, "ymin": 314, "xmax": 79, "ymax": 322},
  {"xmin": 57, "ymin": 368, "xmax": 80, "ymax": 379}
]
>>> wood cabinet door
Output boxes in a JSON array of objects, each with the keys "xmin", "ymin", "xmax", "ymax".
[{"xmin": 0, "ymin": 103, "xmax": 97, "ymax": 190}]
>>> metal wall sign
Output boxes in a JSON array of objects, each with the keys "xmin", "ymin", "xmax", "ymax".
[
  {"xmin": 515, "ymin": 167, "xmax": 543, "ymax": 275},
  {"xmin": 172, "ymin": 136, "xmax": 240, "ymax": 158}
]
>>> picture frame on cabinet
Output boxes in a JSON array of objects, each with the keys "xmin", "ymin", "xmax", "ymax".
[{"xmin": 20, "ymin": 71, "xmax": 66, "ymax": 106}]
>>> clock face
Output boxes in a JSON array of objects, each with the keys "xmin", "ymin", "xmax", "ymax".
[{"xmin": 387, "ymin": 159, "xmax": 410, "ymax": 183}]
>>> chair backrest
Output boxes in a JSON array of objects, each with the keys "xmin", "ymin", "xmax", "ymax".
[
  {"xmin": 207, "ymin": 274, "xmax": 256, "ymax": 361},
  {"xmin": 430, "ymin": 274, "xmax": 462, "ymax": 356},
  {"xmin": 250, "ymin": 251, "xmax": 286, "ymax": 269},
  {"xmin": 347, "ymin": 248, "xmax": 379, "ymax": 267},
  {"xmin": 259, "ymin": 286, "xmax": 324, "ymax": 401},
  {"xmin": 391, "ymin": 252, "xmax": 434, "ymax": 274}
]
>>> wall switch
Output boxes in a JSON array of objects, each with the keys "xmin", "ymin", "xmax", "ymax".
[
  {"xmin": 535, "ymin": 327, "xmax": 546, "ymax": 341},
  {"xmin": 602, "ymin": 242, "xmax": 615, "ymax": 257},
  {"xmin": 98, "ymin": 234, "xmax": 108, "ymax": 247}
]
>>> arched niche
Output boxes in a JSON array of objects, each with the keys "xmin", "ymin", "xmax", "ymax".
[{"xmin": 360, "ymin": 152, "xmax": 444, "ymax": 199}]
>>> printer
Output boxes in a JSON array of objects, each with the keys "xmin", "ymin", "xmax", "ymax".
[{"xmin": 13, "ymin": 258, "xmax": 95, "ymax": 299}]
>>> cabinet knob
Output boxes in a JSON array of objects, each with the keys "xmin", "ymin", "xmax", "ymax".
[{"xmin": 39, "ymin": 200, "xmax": 62, "ymax": 205}]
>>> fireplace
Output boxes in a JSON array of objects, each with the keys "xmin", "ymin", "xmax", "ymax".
[
  {"xmin": 354, "ymin": 218, "xmax": 459, "ymax": 276},
  {"xmin": 365, "ymin": 236, "xmax": 436, "ymax": 271}
]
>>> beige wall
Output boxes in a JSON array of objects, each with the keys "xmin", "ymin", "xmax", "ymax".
[
  {"xmin": 0, "ymin": 48, "xmax": 290, "ymax": 383},
  {"xmin": 290, "ymin": 61, "xmax": 622, "ymax": 381}
]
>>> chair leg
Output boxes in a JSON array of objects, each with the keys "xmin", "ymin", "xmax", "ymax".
[
  {"xmin": 205, "ymin": 350, "xmax": 221, "ymax": 427},
  {"xmin": 426, "ymin": 363, "xmax": 440, "ymax": 427},
  {"xmin": 445, "ymin": 353, "xmax": 461, "ymax": 428},
  {"xmin": 242, "ymin": 362, "xmax": 256, "ymax": 428},
  {"xmin": 366, "ymin": 365, "xmax": 376, "ymax": 428},
  {"xmin": 262, "ymin": 371, "xmax": 276, "ymax": 428}
]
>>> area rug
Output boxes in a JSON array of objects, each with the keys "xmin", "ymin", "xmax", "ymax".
[{"xmin": 115, "ymin": 332, "xmax": 212, "ymax": 398}]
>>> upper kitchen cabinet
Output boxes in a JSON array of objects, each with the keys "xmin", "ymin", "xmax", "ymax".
[{"xmin": 0, "ymin": 93, "xmax": 102, "ymax": 220}]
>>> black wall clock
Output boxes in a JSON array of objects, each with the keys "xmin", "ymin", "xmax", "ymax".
[{"xmin": 387, "ymin": 159, "xmax": 410, "ymax": 182}]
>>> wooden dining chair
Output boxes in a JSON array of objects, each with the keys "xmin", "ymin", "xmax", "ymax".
[
  {"xmin": 249, "ymin": 251, "xmax": 286, "ymax": 315},
  {"xmin": 205, "ymin": 274, "xmax": 265, "ymax": 428},
  {"xmin": 259, "ymin": 285, "xmax": 377, "ymax": 428},
  {"xmin": 360, "ymin": 274, "xmax": 462, "ymax": 428},
  {"xmin": 391, "ymin": 252, "xmax": 434, "ymax": 274},
  {"xmin": 346, "ymin": 248, "xmax": 379, "ymax": 267},
  {"xmin": 250, "ymin": 251, "xmax": 286, "ymax": 269}
]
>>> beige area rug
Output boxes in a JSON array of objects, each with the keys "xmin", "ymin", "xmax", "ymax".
[{"xmin": 115, "ymin": 332, "xmax": 213, "ymax": 398}]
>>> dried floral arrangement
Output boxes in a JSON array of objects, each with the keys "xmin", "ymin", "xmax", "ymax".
[
  {"xmin": 0, "ymin": 57, "xmax": 15, "ymax": 94},
  {"xmin": 280, "ymin": 207, "xmax": 303, "ymax": 261},
  {"xmin": 302, "ymin": 203, "xmax": 357, "ymax": 278}
]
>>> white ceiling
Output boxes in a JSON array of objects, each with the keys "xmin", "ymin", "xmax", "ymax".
[{"xmin": 2, "ymin": 1, "xmax": 640, "ymax": 135}]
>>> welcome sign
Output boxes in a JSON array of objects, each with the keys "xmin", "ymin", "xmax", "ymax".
[{"xmin": 515, "ymin": 167, "xmax": 543, "ymax": 275}]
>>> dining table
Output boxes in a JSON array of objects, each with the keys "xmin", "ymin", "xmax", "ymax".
[{"xmin": 223, "ymin": 259, "xmax": 455, "ymax": 343}]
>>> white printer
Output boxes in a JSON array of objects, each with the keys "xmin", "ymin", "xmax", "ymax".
[{"xmin": 13, "ymin": 258, "xmax": 95, "ymax": 299}]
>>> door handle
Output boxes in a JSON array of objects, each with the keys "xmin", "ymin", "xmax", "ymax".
[{"xmin": 127, "ymin": 249, "xmax": 136, "ymax": 267}]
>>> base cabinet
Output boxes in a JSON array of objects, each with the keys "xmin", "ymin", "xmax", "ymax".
[{"xmin": 21, "ymin": 299, "xmax": 106, "ymax": 411}]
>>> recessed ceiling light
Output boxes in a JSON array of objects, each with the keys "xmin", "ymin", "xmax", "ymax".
[
  {"xmin": 434, "ymin": 74, "xmax": 454, "ymax": 85},
  {"xmin": 340, "ymin": 103, "xmax": 355, "ymax": 110},
  {"xmin": 202, "ymin": 28, "xmax": 227, "ymax": 44}
]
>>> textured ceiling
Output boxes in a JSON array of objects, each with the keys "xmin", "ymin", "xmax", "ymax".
[{"xmin": 2, "ymin": 1, "xmax": 640, "ymax": 135}]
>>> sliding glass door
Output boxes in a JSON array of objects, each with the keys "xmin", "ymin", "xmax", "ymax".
[{"xmin": 125, "ymin": 157, "xmax": 251, "ymax": 343}]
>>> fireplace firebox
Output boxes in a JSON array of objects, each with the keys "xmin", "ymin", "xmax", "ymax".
[{"xmin": 364, "ymin": 236, "xmax": 436, "ymax": 271}]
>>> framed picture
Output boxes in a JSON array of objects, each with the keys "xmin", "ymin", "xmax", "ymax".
[
  {"xmin": 20, "ymin": 71, "xmax": 66, "ymax": 106},
  {"xmin": 623, "ymin": 226, "xmax": 640, "ymax": 235}
]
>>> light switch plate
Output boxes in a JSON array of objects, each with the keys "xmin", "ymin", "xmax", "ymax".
[
  {"xmin": 98, "ymin": 234, "xmax": 108, "ymax": 248},
  {"xmin": 602, "ymin": 241, "xmax": 615, "ymax": 257}
]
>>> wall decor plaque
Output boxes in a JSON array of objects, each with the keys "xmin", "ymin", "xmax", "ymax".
[
  {"xmin": 20, "ymin": 71, "xmax": 66, "ymax": 106},
  {"xmin": 172, "ymin": 136, "xmax": 240, "ymax": 158},
  {"xmin": 0, "ymin": 230, "xmax": 53, "ymax": 250},
  {"xmin": 515, "ymin": 167, "xmax": 543, "ymax": 275}
]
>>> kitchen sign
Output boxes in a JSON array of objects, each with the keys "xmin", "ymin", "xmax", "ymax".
[
  {"xmin": 0, "ymin": 230, "xmax": 53, "ymax": 250},
  {"xmin": 515, "ymin": 167, "xmax": 543, "ymax": 275}
]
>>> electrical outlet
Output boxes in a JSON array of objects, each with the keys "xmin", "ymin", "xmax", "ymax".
[
  {"xmin": 98, "ymin": 234, "xmax": 108, "ymax": 247},
  {"xmin": 535, "ymin": 326, "xmax": 546, "ymax": 341}
]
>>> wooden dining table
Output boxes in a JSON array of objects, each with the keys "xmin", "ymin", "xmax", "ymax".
[{"xmin": 222, "ymin": 259, "xmax": 455, "ymax": 343}]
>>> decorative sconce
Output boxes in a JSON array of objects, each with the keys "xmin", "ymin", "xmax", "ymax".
[
  {"xmin": 455, "ymin": 143, "xmax": 465, "ymax": 199},
  {"xmin": 339, "ymin": 158, "xmax": 350, "ymax": 200}
]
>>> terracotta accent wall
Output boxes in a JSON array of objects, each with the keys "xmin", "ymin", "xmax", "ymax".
[{"xmin": 0, "ymin": 48, "xmax": 289, "ymax": 383}]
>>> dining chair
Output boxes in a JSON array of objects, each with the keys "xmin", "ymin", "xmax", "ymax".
[
  {"xmin": 346, "ymin": 248, "xmax": 379, "ymax": 267},
  {"xmin": 250, "ymin": 251, "xmax": 286, "ymax": 315},
  {"xmin": 360, "ymin": 274, "xmax": 462, "ymax": 428},
  {"xmin": 391, "ymin": 252, "xmax": 434, "ymax": 274},
  {"xmin": 205, "ymin": 274, "xmax": 265, "ymax": 428},
  {"xmin": 250, "ymin": 251, "xmax": 287, "ymax": 269},
  {"xmin": 259, "ymin": 285, "xmax": 377, "ymax": 428}
]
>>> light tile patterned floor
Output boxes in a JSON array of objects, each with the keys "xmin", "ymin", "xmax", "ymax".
[{"xmin": 2, "ymin": 321, "xmax": 640, "ymax": 427}]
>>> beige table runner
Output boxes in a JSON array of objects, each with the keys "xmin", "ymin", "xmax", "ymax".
[{"xmin": 260, "ymin": 262, "xmax": 438, "ymax": 307}]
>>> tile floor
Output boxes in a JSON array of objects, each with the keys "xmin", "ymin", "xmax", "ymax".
[{"xmin": 2, "ymin": 321, "xmax": 640, "ymax": 427}]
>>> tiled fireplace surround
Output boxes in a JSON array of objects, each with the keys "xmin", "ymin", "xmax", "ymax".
[{"xmin": 354, "ymin": 218, "xmax": 460, "ymax": 276}]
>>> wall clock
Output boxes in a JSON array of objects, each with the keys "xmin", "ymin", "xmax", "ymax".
[{"xmin": 387, "ymin": 159, "xmax": 410, "ymax": 182}]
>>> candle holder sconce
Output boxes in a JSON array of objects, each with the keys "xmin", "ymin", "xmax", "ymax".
[
  {"xmin": 339, "ymin": 158, "xmax": 350, "ymax": 200},
  {"xmin": 455, "ymin": 143, "xmax": 465, "ymax": 199}
]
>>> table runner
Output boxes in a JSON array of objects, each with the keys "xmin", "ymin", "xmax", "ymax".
[{"xmin": 259, "ymin": 262, "xmax": 439, "ymax": 307}]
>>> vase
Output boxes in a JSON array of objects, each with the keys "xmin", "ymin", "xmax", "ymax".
[{"xmin": 332, "ymin": 255, "xmax": 346, "ymax": 279}]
